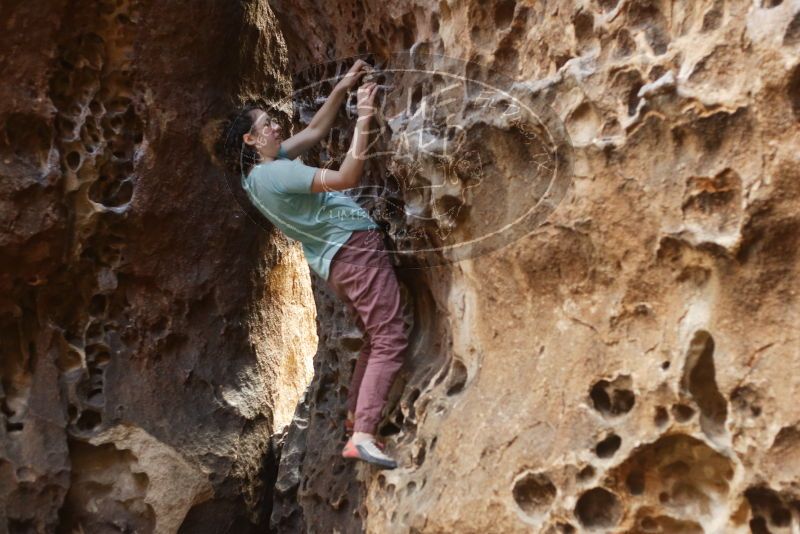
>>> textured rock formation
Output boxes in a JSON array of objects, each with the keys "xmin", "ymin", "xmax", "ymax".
[
  {"xmin": 267, "ymin": 0, "xmax": 800, "ymax": 532},
  {"xmin": 3, "ymin": 0, "xmax": 799, "ymax": 533},
  {"xmin": 0, "ymin": 1, "xmax": 317, "ymax": 532}
]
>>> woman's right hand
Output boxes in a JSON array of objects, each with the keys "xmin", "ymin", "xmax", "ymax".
[{"xmin": 357, "ymin": 82, "xmax": 379, "ymax": 119}]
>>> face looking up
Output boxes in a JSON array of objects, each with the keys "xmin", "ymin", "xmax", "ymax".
[{"xmin": 244, "ymin": 109, "xmax": 282, "ymax": 155}]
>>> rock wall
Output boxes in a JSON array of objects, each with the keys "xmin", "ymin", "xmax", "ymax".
[
  {"xmin": 0, "ymin": 1, "xmax": 318, "ymax": 532},
  {"xmin": 267, "ymin": 0, "xmax": 800, "ymax": 533},
  {"xmin": 3, "ymin": 0, "xmax": 798, "ymax": 532}
]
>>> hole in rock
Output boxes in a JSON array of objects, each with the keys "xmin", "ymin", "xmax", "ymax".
[
  {"xmin": 628, "ymin": 2, "xmax": 670, "ymax": 55},
  {"xmin": 434, "ymin": 194, "xmax": 465, "ymax": 223},
  {"xmin": 85, "ymin": 320, "xmax": 103, "ymax": 340},
  {"xmin": 788, "ymin": 64, "xmax": 800, "ymax": 120},
  {"xmin": 730, "ymin": 387, "xmax": 762, "ymax": 415},
  {"xmin": 745, "ymin": 486, "xmax": 792, "ymax": 531},
  {"xmin": 401, "ymin": 26, "xmax": 415, "ymax": 50},
  {"xmin": 494, "ymin": 0, "xmax": 516, "ymax": 28},
  {"xmin": 681, "ymin": 330, "xmax": 727, "ymax": 437},
  {"xmin": 595, "ymin": 434, "xmax": 622, "ymax": 458},
  {"xmin": 554, "ymin": 54, "xmax": 574, "ymax": 70},
  {"xmin": 378, "ymin": 421, "xmax": 401, "ymax": 437},
  {"xmin": 85, "ymin": 343, "xmax": 109, "ymax": 359},
  {"xmin": 65, "ymin": 151, "xmax": 81, "ymax": 170},
  {"xmin": 627, "ymin": 81, "xmax": 644, "ymax": 116},
  {"xmin": 445, "ymin": 359, "xmax": 468, "ymax": 396},
  {"xmin": 89, "ymin": 175, "xmax": 134, "ymax": 208},
  {"xmin": 573, "ymin": 11, "xmax": 594, "ymax": 44},
  {"xmin": 701, "ymin": 4, "xmax": 723, "ymax": 32},
  {"xmin": 785, "ymin": 12, "xmax": 800, "ymax": 45},
  {"xmin": 578, "ymin": 465, "xmax": 595, "ymax": 481},
  {"xmin": 76, "ymin": 409, "xmax": 102, "ymax": 431},
  {"xmin": 414, "ymin": 440, "xmax": 427, "ymax": 466},
  {"xmin": 649, "ymin": 65, "xmax": 667, "ymax": 81},
  {"xmin": 409, "ymin": 84, "xmax": 424, "ymax": 115},
  {"xmin": 513, "ymin": 472, "xmax": 557, "ymax": 516},
  {"xmin": 89, "ymin": 294, "xmax": 107, "ymax": 316},
  {"xmin": 626, "ymin": 470, "xmax": 645, "ymax": 495},
  {"xmin": 761, "ymin": 0, "xmax": 782, "ymax": 7},
  {"xmin": 609, "ymin": 434, "xmax": 734, "ymax": 522},
  {"xmin": 574, "ymin": 487, "xmax": 621, "ymax": 528},
  {"xmin": 6, "ymin": 421, "xmax": 23, "ymax": 432},
  {"xmin": 654, "ymin": 406, "xmax": 669, "ymax": 427},
  {"xmin": 589, "ymin": 376, "xmax": 635, "ymax": 417},
  {"xmin": 671, "ymin": 403, "xmax": 695, "ymax": 422}
]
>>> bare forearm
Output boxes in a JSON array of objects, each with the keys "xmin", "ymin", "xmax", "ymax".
[
  {"xmin": 307, "ymin": 84, "xmax": 348, "ymax": 137},
  {"xmin": 340, "ymin": 118, "xmax": 372, "ymax": 187}
]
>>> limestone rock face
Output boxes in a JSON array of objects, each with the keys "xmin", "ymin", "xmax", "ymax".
[
  {"xmin": 268, "ymin": 0, "xmax": 800, "ymax": 532},
  {"xmin": 0, "ymin": 1, "xmax": 317, "ymax": 532}
]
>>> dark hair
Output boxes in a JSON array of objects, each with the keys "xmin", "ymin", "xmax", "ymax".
[
  {"xmin": 215, "ymin": 103, "xmax": 262, "ymax": 178},
  {"xmin": 213, "ymin": 103, "xmax": 274, "ymax": 230}
]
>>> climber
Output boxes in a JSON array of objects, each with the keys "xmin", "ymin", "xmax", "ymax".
[{"xmin": 217, "ymin": 60, "xmax": 407, "ymax": 470}]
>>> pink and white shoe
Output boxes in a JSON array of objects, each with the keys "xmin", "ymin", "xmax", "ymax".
[
  {"xmin": 345, "ymin": 418, "xmax": 385, "ymax": 449},
  {"xmin": 342, "ymin": 437, "xmax": 398, "ymax": 469}
]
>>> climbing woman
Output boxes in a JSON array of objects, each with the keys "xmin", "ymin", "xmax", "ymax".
[{"xmin": 216, "ymin": 60, "xmax": 408, "ymax": 470}]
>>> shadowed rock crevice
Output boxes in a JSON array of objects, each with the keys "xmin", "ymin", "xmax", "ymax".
[
  {"xmin": 2, "ymin": 1, "xmax": 311, "ymax": 532},
  {"xmin": 681, "ymin": 330, "xmax": 728, "ymax": 438}
]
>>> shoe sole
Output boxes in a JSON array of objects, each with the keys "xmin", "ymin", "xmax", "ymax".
[{"xmin": 342, "ymin": 442, "xmax": 397, "ymax": 469}]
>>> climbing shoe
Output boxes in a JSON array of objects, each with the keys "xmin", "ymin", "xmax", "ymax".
[
  {"xmin": 342, "ymin": 437, "xmax": 398, "ymax": 469},
  {"xmin": 344, "ymin": 419, "xmax": 385, "ymax": 449}
]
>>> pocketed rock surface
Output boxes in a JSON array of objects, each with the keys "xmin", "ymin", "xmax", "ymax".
[
  {"xmin": 267, "ymin": 0, "xmax": 800, "ymax": 533},
  {"xmin": 0, "ymin": 1, "xmax": 317, "ymax": 532},
  {"xmin": 2, "ymin": 0, "xmax": 799, "ymax": 533}
]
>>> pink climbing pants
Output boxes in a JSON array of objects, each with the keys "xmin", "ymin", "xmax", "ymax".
[{"xmin": 325, "ymin": 229, "xmax": 409, "ymax": 434}]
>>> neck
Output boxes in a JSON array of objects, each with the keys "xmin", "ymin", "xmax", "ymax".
[{"xmin": 257, "ymin": 147, "xmax": 275, "ymax": 162}]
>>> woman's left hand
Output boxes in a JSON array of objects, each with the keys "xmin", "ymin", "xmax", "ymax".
[{"xmin": 336, "ymin": 59, "xmax": 373, "ymax": 92}]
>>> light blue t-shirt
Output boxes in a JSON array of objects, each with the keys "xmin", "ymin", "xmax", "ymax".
[{"xmin": 242, "ymin": 145, "xmax": 380, "ymax": 280}]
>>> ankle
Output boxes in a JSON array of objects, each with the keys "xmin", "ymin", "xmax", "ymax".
[{"xmin": 351, "ymin": 431, "xmax": 374, "ymax": 444}]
